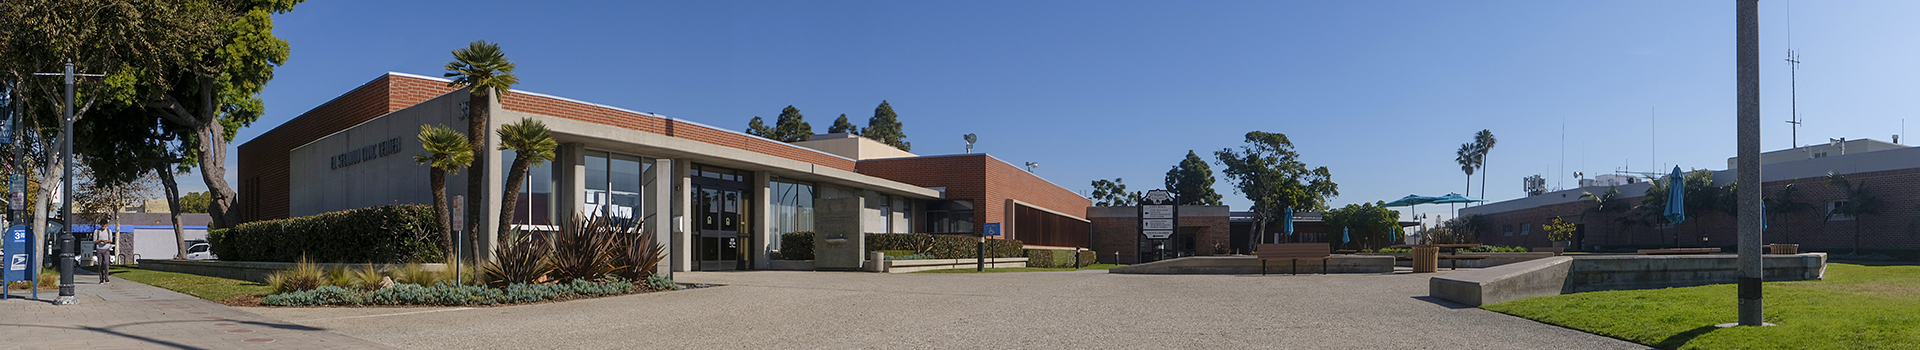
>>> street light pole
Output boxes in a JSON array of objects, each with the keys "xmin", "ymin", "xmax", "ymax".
[{"xmin": 34, "ymin": 62, "xmax": 104, "ymax": 306}]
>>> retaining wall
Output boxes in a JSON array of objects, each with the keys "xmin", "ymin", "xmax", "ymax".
[
  {"xmin": 1108, "ymin": 255, "xmax": 1396, "ymax": 275},
  {"xmin": 1429, "ymin": 253, "xmax": 1827, "ymax": 306}
]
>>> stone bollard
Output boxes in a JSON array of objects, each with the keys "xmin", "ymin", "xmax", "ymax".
[
  {"xmin": 1413, "ymin": 246, "xmax": 1440, "ymax": 273},
  {"xmin": 868, "ymin": 252, "xmax": 888, "ymax": 273}
]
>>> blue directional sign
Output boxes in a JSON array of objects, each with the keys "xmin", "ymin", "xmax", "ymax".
[{"xmin": 983, "ymin": 223, "xmax": 1002, "ymax": 237}]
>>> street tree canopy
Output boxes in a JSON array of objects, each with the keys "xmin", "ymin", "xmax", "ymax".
[
  {"xmin": 1216, "ymin": 131, "xmax": 1337, "ymax": 246},
  {"xmin": 1165, "ymin": 150, "xmax": 1222, "ymax": 206},
  {"xmin": 747, "ymin": 106, "xmax": 813, "ymax": 142},
  {"xmin": 862, "ymin": 100, "xmax": 910, "ymax": 151},
  {"xmin": 1089, "ymin": 178, "xmax": 1141, "ymax": 207}
]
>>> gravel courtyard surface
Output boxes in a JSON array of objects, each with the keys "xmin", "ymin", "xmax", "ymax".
[{"xmin": 245, "ymin": 269, "xmax": 1648, "ymax": 349}]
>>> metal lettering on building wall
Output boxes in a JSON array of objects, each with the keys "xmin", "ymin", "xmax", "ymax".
[{"xmin": 330, "ymin": 137, "xmax": 403, "ymax": 170}]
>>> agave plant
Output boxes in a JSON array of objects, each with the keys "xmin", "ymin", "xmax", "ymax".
[
  {"xmin": 482, "ymin": 228, "xmax": 554, "ymax": 287},
  {"xmin": 550, "ymin": 215, "xmax": 626, "ymax": 281},
  {"xmin": 619, "ymin": 222, "xmax": 666, "ymax": 281}
]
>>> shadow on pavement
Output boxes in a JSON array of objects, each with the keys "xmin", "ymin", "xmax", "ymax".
[{"xmin": 1410, "ymin": 296, "xmax": 1475, "ymax": 310}]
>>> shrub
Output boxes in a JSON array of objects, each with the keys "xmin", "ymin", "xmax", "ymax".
[
  {"xmin": 1025, "ymin": 249, "xmax": 1093, "ymax": 268},
  {"xmin": 779, "ymin": 232, "xmax": 815, "ymax": 260},
  {"xmin": 262, "ymin": 278, "xmax": 652, "ymax": 307},
  {"xmin": 482, "ymin": 228, "xmax": 553, "ymax": 287},
  {"xmin": 349, "ymin": 266, "xmax": 387, "ymax": 291},
  {"xmin": 267, "ymin": 257, "xmax": 327, "ymax": 293},
  {"xmin": 208, "ymin": 204, "xmax": 444, "ymax": 263},
  {"xmin": 867, "ymin": 233, "xmax": 1023, "ymax": 259},
  {"xmin": 392, "ymin": 262, "xmax": 439, "ymax": 286},
  {"xmin": 1377, "ymin": 248, "xmax": 1411, "ymax": 254},
  {"xmin": 550, "ymin": 215, "xmax": 625, "ymax": 281},
  {"xmin": 1077, "ymin": 250, "xmax": 1096, "ymax": 267},
  {"xmin": 616, "ymin": 220, "xmax": 666, "ymax": 281},
  {"xmin": 645, "ymin": 275, "xmax": 677, "ymax": 291}
]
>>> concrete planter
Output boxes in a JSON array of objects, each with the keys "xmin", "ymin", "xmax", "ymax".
[
  {"xmin": 1429, "ymin": 253, "xmax": 1828, "ymax": 306},
  {"xmin": 138, "ymin": 259, "xmax": 447, "ymax": 283},
  {"xmin": 1108, "ymin": 255, "xmax": 1395, "ymax": 275},
  {"xmin": 1362, "ymin": 252, "xmax": 1558, "ymax": 268},
  {"xmin": 885, "ymin": 258, "xmax": 1029, "ymax": 273}
]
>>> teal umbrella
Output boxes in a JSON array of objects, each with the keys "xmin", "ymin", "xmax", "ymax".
[
  {"xmin": 1429, "ymin": 193, "xmax": 1484, "ymax": 204},
  {"xmin": 1383, "ymin": 194, "xmax": 1439, "ymax": 227},
  {"xmin": 1665, "ymin": 166, "xmax": 1686, "ymax": 225},
  {"xmin": 1281, "ymin": 207, "xmax": 1294, "ymax": 243},
  {"xmin": 1342, "ymin": 226, "xmax": 1351, "ymax": 246}
]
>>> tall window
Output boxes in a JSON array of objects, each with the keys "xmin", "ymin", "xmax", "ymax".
[
  {"xmin": 583, "ymin": 151, "xmax": 651, "ymax": 228},
  {"xmin": 924, "ymin": 200, "xmax": 974, "ymax": 234},
  {"xmin": 503, "ymin": 149, "xmax": 555, "ymax": 229},
  {"xmin": 768, "ymin": 178, "xmax": 816, "ymax": 247}
]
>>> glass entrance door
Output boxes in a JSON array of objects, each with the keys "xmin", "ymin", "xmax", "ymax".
[{"xmin": 696, "ymin": 187, "xmax": 748, "ymax": 270}]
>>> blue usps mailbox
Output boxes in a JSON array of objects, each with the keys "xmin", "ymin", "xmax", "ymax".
[
  {"xmin": 3, "ymin": 224, "xmax": 33, "ymax": 299},
  {"xmin": 983, "ymin": 223, "xmax": 1002, "ymax": 237}
]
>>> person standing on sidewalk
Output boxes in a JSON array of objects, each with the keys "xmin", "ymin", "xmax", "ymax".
[{"xmin": 94, "ymin": 239, "xmax": 115, "ymax": 283}]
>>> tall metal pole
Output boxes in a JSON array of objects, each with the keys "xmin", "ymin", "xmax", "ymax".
[
  {"xmin": 53, "ymin": 63, "xmax": 77, "ymax": 305},
  {"xmin": 1733, "ymin": 0, "xmax": 1766, "ymax": 327}
]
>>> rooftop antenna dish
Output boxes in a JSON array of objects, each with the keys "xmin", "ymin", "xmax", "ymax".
[{"xmin": 964, "ymin": 133, "xmax": 977, "ymax": 154}]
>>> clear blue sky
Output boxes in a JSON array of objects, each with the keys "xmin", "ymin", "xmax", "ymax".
[{"xmin": 181, "ymin": 1, "xmax": 1920, "ymax": 222}]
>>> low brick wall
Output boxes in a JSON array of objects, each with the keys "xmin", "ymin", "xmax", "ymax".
[
  {"xmin": 1429, "ymin": 253, "xmax": 1828, "ymax": 306},
  {"xmin": 1108, "ymin": 255, "xmax": 1396, "ymax": 275},
  {"xmin": 138, "ymin": 259, "xmax": 448, "ymax": 283}
]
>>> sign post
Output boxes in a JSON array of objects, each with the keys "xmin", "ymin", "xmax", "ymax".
[
  {"xmin": 450, "ymin": 195, "xmax": 464, "ymax": 285},
  {"xmin": 980, "ymin": 223, "xmax": 1001, "ymax": 271},
  {"xmin": 1139, "ymin": 190, "xmax": 1178, "ymax": 262}
]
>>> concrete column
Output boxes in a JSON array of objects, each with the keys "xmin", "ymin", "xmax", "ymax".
[
  {"xmin": 647, "ymin": 158, "xmax": 674, "ymax": 274},
  {"xmin": 670, "ymin": 159, "xmax": 694, "ymax": 272},
  {"xmin": 555, "ymin": 143, "xmax": 585, "ymax": 221},
  {"xmin": 753, "ymin": 171, "xmax": 772, "ymax": 270},
  {"xmin": 478, "ymin": 93, "xmax": 505, "ymax": 261},
  {"xmin": 1733, "ymin": 0, "xmax": 1765, "ymax": 327}
]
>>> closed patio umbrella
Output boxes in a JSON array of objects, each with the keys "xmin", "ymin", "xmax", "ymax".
[
  {"xmin": 1281, "ymin": 207, "xmax": 1294, "ymax": 243},
  {"xmin": 1665, "ymin": 166, "xmax": 1686, "ymax": 225}
]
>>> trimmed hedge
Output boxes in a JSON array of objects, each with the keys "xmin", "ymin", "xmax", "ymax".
[
  {"xmin": 209, "ymin": 204, "xmax": 445, "ymax": 263},
  {"xmin": 1024, "ymin": 249, "xmax": 1098, "ymax": 268},
  {"xmin": 868, "ymin": 233, "xmax": 1023, "ymax": 259},
  {"xmin": 777, "ymin": 232, "xmax": 1024, "ymax": 260}
]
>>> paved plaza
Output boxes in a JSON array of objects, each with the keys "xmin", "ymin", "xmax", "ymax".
[
  {"xmin": 245, "ymin": 269, "xmax": 1647, "ymax": 349},
  {"xmin": 0, "ymin": 269, "xmax": 392, "ymax": 350}
]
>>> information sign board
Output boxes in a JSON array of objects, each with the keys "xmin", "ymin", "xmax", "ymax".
[
  {"xmin": 1138, "ymin": 190, "xmax": 1178, "ymax": 241},
  {"xmin": 1143, "ymin": 230, "xmax": 1173, "ymax": 239}
]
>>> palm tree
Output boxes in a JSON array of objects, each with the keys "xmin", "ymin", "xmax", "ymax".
[
  {"xmin": 496, "ymin": 118, "xmax": 558, "ymax": 240},
  {"xmin": 446, "ymin": 40, "xmax": 520, "ymax": 257},
  {"xmin": 414, "ymin": 124, "xmax": 473, "ymax": 256},
  {"xmin": 1473, "ymin": 130, "xmax": 1496, "ymax": 201},
  {"xmin": 1455, "ymin": 143, "xmax": 1479, "ymax": 201},
  {"xmin": 1579, "ymin": 187, "xmax": 1629, "ymax": 246},
  {"xmin": 1824, "ymin": 172, "xmax": 1881, "ymax": 254},
  {"xmin": 1763, "ymin": 182, "xmax": 1814, "ymax": 243}
]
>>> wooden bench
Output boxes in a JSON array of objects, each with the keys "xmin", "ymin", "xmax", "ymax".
[
  {"xmin": 1531, "ymin": 247, "xmax": 1565, "ymax": 255},
  {"xmin": 1637, "ymin": 248, "xmax": 1721, "ymax": 255},
  {"xmin": 1257, "ymin": 243, "xmax": 1331, "ymax": 275}
]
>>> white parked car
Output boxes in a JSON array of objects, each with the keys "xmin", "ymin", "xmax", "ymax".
[{"xmin": 185, "ymin": 243, "xmax": 217, "ymax": 260}]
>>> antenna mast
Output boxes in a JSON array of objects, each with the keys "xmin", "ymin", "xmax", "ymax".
[{"xmin": 1786, "ymin": 50, "xmax": 1801, "ymax": 155}]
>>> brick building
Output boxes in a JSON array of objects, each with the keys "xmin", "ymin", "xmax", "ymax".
[
  {"xmin": 1460, "ymin": 139, "xmax": 1920, "ymax": 253},
  {"xmin": 236, "ymin": 72, "xmax": 1089, "ymax": 271}
]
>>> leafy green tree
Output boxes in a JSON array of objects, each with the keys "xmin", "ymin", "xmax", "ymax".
[
  {"xmin": 178, "ymin": 192, "xmax": 211, "ymax": 214},
  {"xmin": 862, "ymin": 100, "xmax": 910, "ymax": 151},
  {"xmin": 1215, "ymin": 131, "xmax": 1338, "ymax": 248},
  {"xmin": 1088, "ymin": 178, "xmax": 1140, "ymax": 207},
  {"xmin": 828, "ymin": 114, "xmax": 860, "ymax": 135},
  {"xmin": 414, "ymin": 124, "xmax": 473, "ymax": 255},
  {"xmin": 1455, "ymin": 143, "xmax": 1479, "ymax": 200},
  {"xmin": 1323, "ymin": 201, "xmax": 1401, "ymax": 250},
  {"xmin": 496, "ymin": 119, "xmax": 557, "ymax": 240},
  {"xmin": 1473, "ymin": 130, "xmax": 1496, "ymax": 200},
  {"xmin": 1824, "ymin": 172, "xmax": 1881, "ymax": 254},
  {"xmin": 1679, "ymin": 169, "xmax": 1723, "ymax": 245},
  {"xmin": 1543, "ymin": 216, "xmax": 1577, "ymax": 243},
  {"xmin": 1630, "ymin": 174, "xmax": 1677, "ymax": 246},
  {"xmin": 747, "ymin": 106, "xmax": 813, "ymax": 142},
  {"xmin": 1164, "ymin": 151, "xmax": 1222, "ymax": 206},
  {"xmin": 1436, "ymin": 214, "xmax": 1486, "ymax": 244},
  {"xmin": 446, "ymin": 40, "xmax": 519, "ymax": 257}
]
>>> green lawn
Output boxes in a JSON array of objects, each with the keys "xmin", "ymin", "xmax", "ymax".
[
  {"xmin": 96, "ymin": 265, "xmax": 272, "ymax": 302},
  {"xmin": 1483, "ymin": 263, "xmax": 1920, "ymax": 350},
  {"xmin": 914, "ymin": 264, "xmax": 1122, "ymax": 273}
]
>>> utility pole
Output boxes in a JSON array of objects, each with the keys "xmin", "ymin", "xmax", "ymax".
[
  {"xmin": 1728, "ymin": 0, "xmax": 1769, "ymax": 328},
  {"xmin": 1785, "ymin": 50, "xmax": 1801, "ymax": 154},
  {"xmin": 34, "ymin": 62, "xmax": 104, "ymax": 305}
]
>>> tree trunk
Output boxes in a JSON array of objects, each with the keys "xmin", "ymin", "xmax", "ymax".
[
  {"xmin": 157, "ymin": 168, "xmax": 188, "ymax": 260},
  {"xmin": 465, "ymin": 91, "xmax": 489, "ymax": 261},
  {"xmin": 430, "ymin": 167, "xmax": 452, "ymax": 259},
  {"xmin": 1480, "ymin": 157, "xmax": 1488, "ymax": 203},
  {"xmin": 496, "ymin": 157, "xmax": 531, "ymax": 241},
  {"xmin": 31, "ymin": 134, "xmax": 64, "ymax": 275},
  {"xmin": 192, "ymin": 116, "xmax": 238, "ymax": 229}
]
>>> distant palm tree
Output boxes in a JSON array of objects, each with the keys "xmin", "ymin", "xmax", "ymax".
[
  {"xmin": 1763, "ymin": 182, "xmax": 1814, "ymax": 243},
  {"xmin": 1455, "ymin": 143, "xmax": 1480, "ymax": 199},
  {"xmin": 414, "ymin": 124, "xmax": 473, "ymax": 256},
  {"xmin": 1473, "ymin": 130, "xmax": 1496, "ymax": 200},
  {"xmin": 1580, "ymin": 187, "xmax": 1629, "ymax": 246},
  {"xmin": 1824, "ymin": 172, "xmax": 1881, "ymax": 254},
  {"xmin": 496, "ymin": 118, "xmax": 558, "ymax": 240},
  {"xmin": 446, "ymin": 40, "xmax": 520, "ymax": 258}
]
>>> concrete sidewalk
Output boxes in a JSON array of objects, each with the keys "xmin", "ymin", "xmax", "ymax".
[{"xmin": 0, "ymin": 267, "xmax": 391, "ymax": 350}]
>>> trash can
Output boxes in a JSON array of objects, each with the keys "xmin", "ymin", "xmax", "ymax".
[{"xmin": 1412, "ymin": 246, "xmax": 1439, "ymax": 273}]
